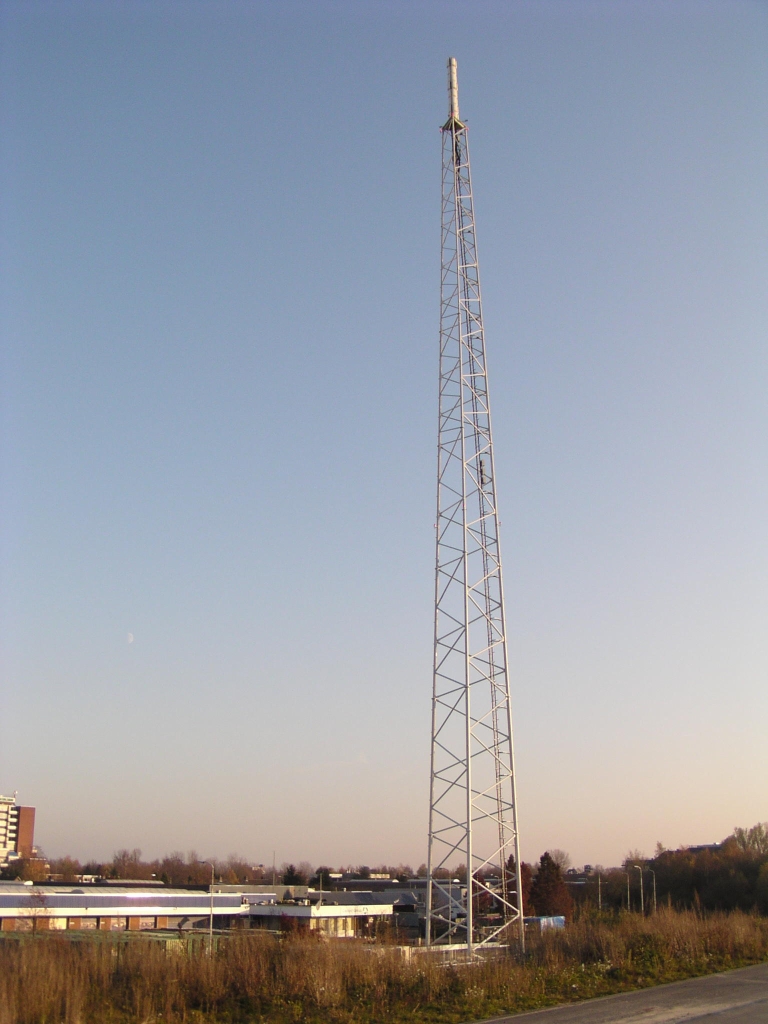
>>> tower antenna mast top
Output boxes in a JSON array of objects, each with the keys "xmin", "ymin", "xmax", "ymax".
[{"xmin": 444, "ymin": 57, "xmax": 464, "ymax": 129}]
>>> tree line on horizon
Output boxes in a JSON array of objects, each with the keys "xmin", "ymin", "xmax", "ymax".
[
  {"xmin": 0, "ymin": 850, "xmax": 422, "ymax": 888},
  {"xmin": 507, "ymin": 823, "xmax": 768, "ymax": 919},
  {"xmin": 576, "ymin": 822, "xmax": 768, "ymax": 916},
  {"xmin": 3, "ymin": 823, "xmax": 767, "ymax": 917}
]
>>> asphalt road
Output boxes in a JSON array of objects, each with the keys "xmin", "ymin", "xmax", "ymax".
[{"xmin": 469, "ymin": 963, "xmax": 768, "ymax": 1024}]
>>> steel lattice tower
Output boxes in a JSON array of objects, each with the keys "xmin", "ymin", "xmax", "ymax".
[{"xmin": 426, "ymin": 58, "xmax": 523, "ymax": 952}]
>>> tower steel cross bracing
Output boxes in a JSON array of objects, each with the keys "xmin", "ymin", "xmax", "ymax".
[{"xmin": 426, "ymin": 58, "xmax": 523, "ymax": 953}]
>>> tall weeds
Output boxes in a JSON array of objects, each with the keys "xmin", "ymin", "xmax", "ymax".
[{"xmin": 0, "ymin": 909, "xmax": 766, "ymax": 1024}]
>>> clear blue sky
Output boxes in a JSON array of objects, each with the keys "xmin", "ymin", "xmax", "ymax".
[{"xmin": 2, "ymin": 0, "xmax": 766, "ymax": 870}]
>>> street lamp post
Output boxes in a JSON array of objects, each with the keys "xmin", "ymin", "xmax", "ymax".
[
  {"xmin": 625, "ymin": 872, "xmax": 631, "ymax": 912},
  {"xmin": 199, "ymin": 861, "xmax": 215, "ymax": 951},
  {"xmin": 649, "ymin": 868, "xmax": 657, "ymax": 914},
  {"xmin": 633, "ymin": 865, "xmax": 644, "ymax": 916}
]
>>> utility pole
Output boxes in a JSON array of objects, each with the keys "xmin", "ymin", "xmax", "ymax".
[
  {"xmin": 634, "ymin": 865, "xmax": 644, "ymax": 916},
  {"xmin": 427, "ymin": 57, "xmax": 523, "ymax": 954},
  {"xmin": 199, "ymin": 860, "xmax": 215, "ymax": 953}
]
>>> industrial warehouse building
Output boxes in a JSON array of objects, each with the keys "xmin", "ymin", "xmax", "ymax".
[
  {"xmin": 0, "ymin": 885, "xmax": 250, "ymax": 932},
  {"xmin": 0, "ymin": 883, "xmax": 397, "ymax": 936},
  {"xmin": 248, "ymin": 898, "xmax": 392, "ymax": 938}
]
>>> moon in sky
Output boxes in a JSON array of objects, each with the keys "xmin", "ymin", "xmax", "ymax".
[{"xmin": 127, "ymin": 633, "xmax": 134, "ymax": 644}]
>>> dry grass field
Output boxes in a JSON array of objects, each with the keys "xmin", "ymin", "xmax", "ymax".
[{"xmin": 1, "ymin": 909, "xmax": 768, "ymax": 1024}]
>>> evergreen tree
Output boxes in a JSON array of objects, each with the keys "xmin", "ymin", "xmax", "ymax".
[
  {"xmin": 282, "ymin": 864, "xmax": 305, "ymax": 885},
  {"xmin": 505, "ymin": 855, "xmax": 534, "ymax": 915},
  {"xmin": 530, "ymin": 852, "xmax": 573, "ymax": 919}
]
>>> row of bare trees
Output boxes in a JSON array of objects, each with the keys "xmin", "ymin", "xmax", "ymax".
[
  {"xmin": 572, "ymin": 823, "xmax": 768, "ymax": 915},
  {"xmin": 0, "ymin": 850, "xmax": 420, "ymax": 887},
  {"xmin": 5, "ymin": 824, "xmax": 766, "ymax": 917}
]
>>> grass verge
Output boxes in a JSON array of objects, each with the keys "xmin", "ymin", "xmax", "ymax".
[{"xmin": 1, "ymin": 908, "xmax": 767, "ymax": 1023}]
